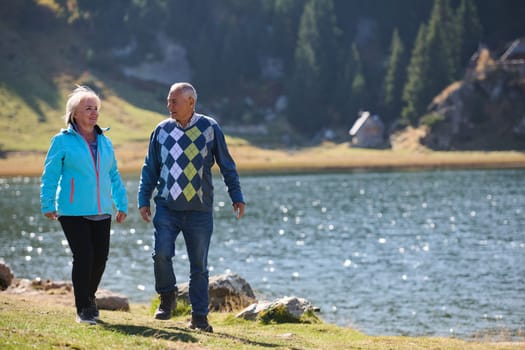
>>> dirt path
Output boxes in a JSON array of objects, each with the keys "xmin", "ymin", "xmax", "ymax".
[{"xmin": 3, "ymin": 278, "xmax": 76, "ymax": 308}]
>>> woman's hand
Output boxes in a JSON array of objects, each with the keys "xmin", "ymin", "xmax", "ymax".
[
  {"xmin": 44, "ymin": 212, "xmax": 58, "ymax": 220},
  {"xmin": 116, "ymin": 211, "xmax": 127, "ymax": 224}
]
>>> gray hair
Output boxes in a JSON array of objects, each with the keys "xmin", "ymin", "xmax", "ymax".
[
  {"xmin": 169, "ymin": 82, "xmax": 198, "ymax": 104},
  {"xmin": 64, "ymin": 85, "xmax": 101, "ymax": 125}
]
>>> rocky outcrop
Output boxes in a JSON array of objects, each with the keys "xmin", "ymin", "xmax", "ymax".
[
  {"xmin": 178, "ymin": 273, "xmax": 257, "ymax": 312},
  {"xmin": 94, "ymin": 289, "xmax": 130, "ymax": 311},
  {"xmin": 1, "ymin": 268, "xmax": 318, "ymax": 324},
  {"xmin": 3, "ymin": 272, "xmax": 255, "ymax": 314},
  {"xmin": 422, "ymin": 48, "xmax": 525, "ymax": 150},
  {"xmin": 236, "ymin": 296, "xmax": 320, "ymax": 324}
]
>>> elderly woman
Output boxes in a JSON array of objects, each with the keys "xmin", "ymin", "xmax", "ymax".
[{"xmin": 41, "ymin": 85, "xmax": 128, "ymax": 325}]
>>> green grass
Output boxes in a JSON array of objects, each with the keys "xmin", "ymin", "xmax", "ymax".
[
  {"xmin": 0, "ymin": 21, "xmax": 170, "ymax": 153},
  {"xmin": 1, "ymin": 293, "xmax": 522, "ymax": 350},
  {"xmin": 0, "ymin": 71, "xmax": 168, "ymax": 153}
]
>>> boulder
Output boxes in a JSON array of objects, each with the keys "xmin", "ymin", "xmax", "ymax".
[
  {"xmin": 236, "ymin": 296, "xmax": 320, "ymax": 324},
  {"xmin": 95, "ymin": 289, "xmax": 130, "ymax": 311},
  {"xmin": 178, "ymin": 273, "xmax": 257, "ymax": 312},
  {"xmin": 0, "ymin": 262, "xmax": 14, "ymax": 290},
  {"xmin": 423, "ymin": 49, "xmax": 525, "ymax": 151}
]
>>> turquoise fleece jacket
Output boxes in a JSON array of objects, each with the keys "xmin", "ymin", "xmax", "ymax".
[
  {"xmin": 138, "ymin": 113, "xmax": 244, "ymax": 211},
  {"xmin": 40, "ymin": 125, "xmax": 128, "ymax": 216}
]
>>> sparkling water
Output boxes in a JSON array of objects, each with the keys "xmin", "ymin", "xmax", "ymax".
[{"xmin": 1, "ymin": 169, "xmax": 524, "ymax": 339}]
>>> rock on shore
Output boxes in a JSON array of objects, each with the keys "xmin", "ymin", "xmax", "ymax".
[{"xmin": 1, "ymin": 262, "xmax": 320, "ymax": 323}]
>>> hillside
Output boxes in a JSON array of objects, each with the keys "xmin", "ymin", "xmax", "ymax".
[
  {"xmin": 2, "ymin": 1, "xmax": 525, "ymax": 159},
  {"xmin": 0, "ymin": 19, "xmax": 172, "ymax": 155},
  {"xmin": 2, "ymin": 21, "xmax": 525, "ymax": 178}
]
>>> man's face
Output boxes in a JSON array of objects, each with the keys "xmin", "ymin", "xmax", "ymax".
[{"xmin": 167, "ymin": 88, "xmax": 194, "ymax": 122}]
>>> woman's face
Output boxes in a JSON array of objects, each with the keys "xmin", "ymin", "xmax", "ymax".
[{"xmin": 74, "ymin": 97, "xmax": 99, "ymax": 129}]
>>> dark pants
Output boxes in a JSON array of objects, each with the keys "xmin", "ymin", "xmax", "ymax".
[{"xmin": 59, "ymin": 216, "xmax": 111, "ymax": 313}]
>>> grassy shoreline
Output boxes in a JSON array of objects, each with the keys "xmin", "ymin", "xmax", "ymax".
[
  {"xmin": 1, "ymin": 142, "xmax": 525, "ymax": 177},
  {"xmin": 1, "ymin": 293, "xmax": 523, "ymax": 350}
]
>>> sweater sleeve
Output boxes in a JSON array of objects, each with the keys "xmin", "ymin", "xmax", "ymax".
[
  {"xmin": 40, "ymin": 135, "xmax": 64, "ymax": 213},
  {"xmin": 213, "ymin": 124, "xmax": 245, "ymax": 204},
  {"xmin": 138, "ymin": 129, "xmax": 161, "ymax": 208}
]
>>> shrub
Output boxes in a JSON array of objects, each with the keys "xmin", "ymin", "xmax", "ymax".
[{"xmin": 420, "ymin": 112, "xmax": 446, "ymax": 127}]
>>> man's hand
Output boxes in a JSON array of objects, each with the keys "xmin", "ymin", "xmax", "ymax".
[
  {"xmin": 139, "ymin": 206, "xmax": 152, "ymax": 223},
  {"xmin": 233, "ymin": 202, "xmax": 245, "ymax": 219}
]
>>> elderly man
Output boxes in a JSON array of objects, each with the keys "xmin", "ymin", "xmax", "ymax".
[{"xmin": 138, "ymin": 82, "xmax": 245, "ymax": 332}]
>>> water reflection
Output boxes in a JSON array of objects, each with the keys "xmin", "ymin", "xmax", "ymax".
[{"xmin": 0, "ymin": 170, "xmax": 524, "ymax": 340}]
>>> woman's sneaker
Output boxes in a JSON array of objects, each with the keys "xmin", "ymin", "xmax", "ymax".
[
  {"xmin": 88, "ymin": 297, "xmax": 99, "ymax": 320},
  {"xmin": 76, "ymin": 308, "xmax": 96, "ymax": 325}
]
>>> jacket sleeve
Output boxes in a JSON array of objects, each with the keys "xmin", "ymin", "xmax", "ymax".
[
  {"xmin": 40, "ymin": 135, "xmax": 64, "ymax": 213},
  {"xmin": 137, "ymin": 129, "xmax": 161, "ymax": 208},
  {"xmin": 108, "ymin": 142, "xmax": 128, "ymax": 215},
  {"xmin": 213, "ymin": 124, "xmax": 245, "ymax": 204}
]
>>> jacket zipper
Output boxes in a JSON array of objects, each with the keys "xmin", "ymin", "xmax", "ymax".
[
  {"xmin": 70, "ymin": 178, "xmax": 75, "ymax": 203},
  {"xmin": 82, "ymin": 135, "xmax": 102, "ymax": 214}
]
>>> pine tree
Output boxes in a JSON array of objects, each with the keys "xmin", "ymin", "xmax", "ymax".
[
  {"xmin": 425, "ymin": 0, "xmax": 455, "ymax": 92},
  {"xmin": 401, "ymin": 0, "xmax": 457, "ymax": 126},
  {"xmin": 288, "ymin": 1, "xmax": 320, "ymax": 133},
  {"xmin": 267, "ymin": 0, "xmax": 304, "ymax": 72},
  {"xmin": 287, "ymin": 0, "xmax": 341, "ymax": 134},
  {"xmin": 335, "ymin": 41, "xmax": 366, "ymax": 125},
  {"xmin": 454, "ymin": 0, "xmax": 482, "ymax": 73},
  {"xmin": 349, "ymin": 43, "xmax": 366, "ymax": 117},
  {"xmin": 383, "ymin": 28, "xmax": 405, "ymax": 123},
  {"xmin": 401, "ymin": 24, "xmax": 428, "ymax": 126}
]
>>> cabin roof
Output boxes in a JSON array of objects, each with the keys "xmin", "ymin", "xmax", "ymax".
[
  {"xmin": 350, "ymin": 111, "xmax": 383, "ymax": 136},
  {"xmin": 500, "ymin": 39, "xmax": 525, "ymax": 61},
  {"xmin": 349, "ymin": 111, "xmax": 371, "ymax": 136}
]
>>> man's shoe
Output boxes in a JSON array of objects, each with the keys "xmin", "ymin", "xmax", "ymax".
[
  {"xmin": 76, "ymin": 308, "xmax": 96, "ymax": 325},
  {"xmin": 88, "ymin": 297, "xmax": 99, "ymax": 320},
  {"xmin": 154, "ymin": 291, "xmax": 176, "ymax": 320},
  {"xmin": 188, "ymin": 314, "xmax": 213, "ymax": 333}
]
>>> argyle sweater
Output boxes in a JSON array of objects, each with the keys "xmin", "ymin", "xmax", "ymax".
[{"xmin": 138, "ymin": 113, "xmax": 244, "ymax": 212}]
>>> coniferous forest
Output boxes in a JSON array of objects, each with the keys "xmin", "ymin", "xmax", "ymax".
[{"xmin": 2, "ymin": 0, "xmax": 525, "ymax": 142}]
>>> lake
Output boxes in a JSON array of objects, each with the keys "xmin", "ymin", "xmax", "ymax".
[{"xmin": 1, "ymin": 169, "xmax": 524, "ymax": 340}]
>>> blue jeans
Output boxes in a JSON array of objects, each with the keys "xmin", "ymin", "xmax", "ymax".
[{"xmin": 152, "ymin": 204, "xmax": 213, "ymax": 316}]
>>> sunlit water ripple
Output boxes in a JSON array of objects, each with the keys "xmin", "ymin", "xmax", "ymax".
[{"xmin": 1, "ymin": 169, "xmax": 524, "ymax": 340}]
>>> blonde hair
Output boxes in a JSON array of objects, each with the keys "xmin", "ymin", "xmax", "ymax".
[{"xmin": 64, "ymin": 85, "xmax": 101, "ymax": 125}]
